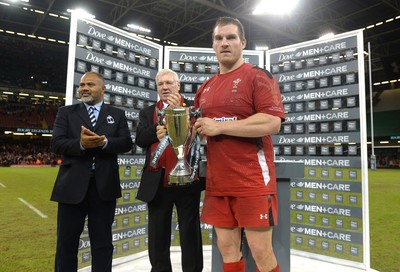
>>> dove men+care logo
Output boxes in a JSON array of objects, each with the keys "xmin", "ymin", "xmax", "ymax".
[
  {"xmin": 105, "ymin": 83, "xmax": 151, "ymax": 99},
  {"xmin": 118, "ymin": 156, "xmax": 146, "ymax": 166},
  {"xmin": 291, "ymin": 180, "xmax": 353, "ymax": 192},
  {"xmin": 282, "ymin": 108, "xmax": 360, "ymax": 128},
  {"xmin": 291, "ymin": 203, "xmax": 353, "ymax": 217},
  {"xmin": 124, "ymin": 109, "xmax": 139, "ymax": 120},
  {"xmin": 291, "ymin": 226, "xmax": 353, "ymax": 242},
  {"xmin": 284, "ymin": 110, "xmax": 350, "ymax": 123},
  {"xmin": 277, "ymin": 41, "xmax": 348, "ymax": 62},
  {"xmin": 179, "ymin": 52, "xmax": 217, "ymax": 63},
  {"xmin": 84, "ymin": 50, "xmax": 151, "ymax": 77},
  {"xmin": 277, "ymin": 64, "xmax": 349, "ymax": 83},
  {"xmin": 277, "ymin": 134, "xmax": 350, "ymax": 145},
  {"xmin": 115, "ymin": 203, "xmax": 147, "ymax": 216},
  {"xmin": 281, "ymin": 87, "xmax": 350, "ymax": 103},
  {"xmin": 112, "ymin": 226, "xmax": 147, "ymax": 241},
  {"xmin": 179, "ymin": 73, "xmax": 210, "ymax": 83},
  {"xmin": 86, "ymin": 25, "xmax": 153, "ymax": 56}
]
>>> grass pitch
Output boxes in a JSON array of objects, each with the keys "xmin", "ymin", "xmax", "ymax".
[
  {"xmin": 0, "ymin": 167, "xmax": 58, "ymax": 272},
  {"xmin": 0, "ymin": 167, "xmax": 399, "ymax": 271},
  {"xmin": 368, "ymin": 169, "xmax": 400, "ymax": 272}
]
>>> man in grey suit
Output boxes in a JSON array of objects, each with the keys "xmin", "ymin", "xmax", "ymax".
[{"xmin": 50, "ymin": 71, "xmax": 132, "ymax": 271}]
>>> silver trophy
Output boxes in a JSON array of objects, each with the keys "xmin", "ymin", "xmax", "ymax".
[{"xmin": 164, "ymin": 106, "xmax": 201, "ymax": 186}]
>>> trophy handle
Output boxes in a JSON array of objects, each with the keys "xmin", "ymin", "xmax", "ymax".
[
  {"xmin": 156, "ymin": 108, "xmax": 165, "ymax": 125},
  {"xmin": 189, "ymin": 106, "xmax": 201, "ymax": 120},
  {"xmin": 188, "ymin": 107, "xmax": 201, "ymax": 149}
]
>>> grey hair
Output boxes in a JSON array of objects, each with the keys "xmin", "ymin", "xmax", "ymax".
[{"xmin": 155, "ymin": 68, "xmax": 180, "ymax": 83}]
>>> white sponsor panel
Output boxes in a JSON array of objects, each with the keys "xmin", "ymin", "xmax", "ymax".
[{"xmin": 267, "ymin": 30, "xmax": 370, "ymax": 270}]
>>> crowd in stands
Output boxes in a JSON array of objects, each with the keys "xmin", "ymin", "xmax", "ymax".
[
  {"xmin": 373, "ymin": 153, "xmax": 400, "ymax": 168},
  {"xmin": 0, "ymin": 98, "xmax": 62, "ymax": 167},
  {"xmin": 0, "ymin": 138, "xmax": 61, "ymax": 166},
  {"xmin": 0, "ymin": 100, "xmax": 59, "ymax": 130}
]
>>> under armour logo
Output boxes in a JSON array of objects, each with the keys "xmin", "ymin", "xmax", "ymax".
[{"xmin": 260, "ymin": 214, "xmax": 268, "ymax": 220}]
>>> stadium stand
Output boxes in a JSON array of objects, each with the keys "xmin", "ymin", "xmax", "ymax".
[
  {"xmin": 0, "ymin": 137, "xmax": 60, "ymax": 166},
  {"xmin": 0, "ymin": 87, "xmax": 63, "ymax": 166},
  {"xmin": 0, "ymin": 100, "xmax": 58, "ymax": 130}
]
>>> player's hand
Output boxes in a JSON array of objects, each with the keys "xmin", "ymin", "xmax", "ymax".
[{"xmin": 194, "ymin": 117, "xmax": 220, "ymax": 137}]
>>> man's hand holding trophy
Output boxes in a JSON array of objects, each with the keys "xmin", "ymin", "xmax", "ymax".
[{"xmin": 150, "ymin": 92, "xmax": 201, "ymax": 186}]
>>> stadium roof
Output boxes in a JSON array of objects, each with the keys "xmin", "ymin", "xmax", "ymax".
[{"xmin": 1, "ymin": 0, "xmax": 400, "ymax": 92}]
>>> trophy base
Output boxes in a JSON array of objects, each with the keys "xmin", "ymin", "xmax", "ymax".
[{"xmin": 168, "ymin": 174, "xmax": 193, "ymax": 186}]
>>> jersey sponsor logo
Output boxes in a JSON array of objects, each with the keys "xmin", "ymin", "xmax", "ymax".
[
  {"xmin": 260, "ymin": 213, "xmax": 269, "ymax": 220},
  {"xmin": 213, "ymin": 116, "xmax": 237, "ymax": 122}
]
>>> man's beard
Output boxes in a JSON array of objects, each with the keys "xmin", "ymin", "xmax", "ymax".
[{"xmin": 81, "ymin": 96, "xmax": 94, "ymax": 104}]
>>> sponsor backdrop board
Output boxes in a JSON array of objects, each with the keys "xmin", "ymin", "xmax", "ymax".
[
  {"xmin": 66, "ymin": 13, "xmax": 163, "ymax": 268},
  {"xmin": 163, "ymin": 45, "xmax": 264, "ymax": 249},
  {"xmin": 266, "ymin": 30, "xmax": 371, "ymax": 270}
]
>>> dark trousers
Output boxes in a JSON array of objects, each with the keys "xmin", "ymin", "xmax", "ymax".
[
  {"xmin": 55, "ymin": 177, "xmax": 116, "ymax": 272},
  {"xmin": 147, "ymin": 184, "xmax": 203, "ymax": 272}
]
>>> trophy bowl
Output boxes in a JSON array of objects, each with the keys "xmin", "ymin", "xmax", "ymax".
[{"xmin": 164, "ymin": 106, "xmax": 199, "ymax": 186}]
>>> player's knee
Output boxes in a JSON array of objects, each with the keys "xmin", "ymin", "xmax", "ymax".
[
  {"xmin": 249, "ymin": 243, "xmax": 274, "ymax": 262},
  {"xmin": 217, "ymin": 241, "xmax": 241, "ymax": 259}
]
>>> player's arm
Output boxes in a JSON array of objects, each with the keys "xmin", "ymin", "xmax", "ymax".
[{"xmin": 195, "ymin": 112, "xmax": 281, "ymax": 138}]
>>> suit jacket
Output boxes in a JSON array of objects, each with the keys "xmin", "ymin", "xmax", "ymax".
[
  {"xmin": 135, "ymin": 104, "xmax": 161, "ymax": 202},
  {"xmin": 135, "ymin": 102, "xmax": 204, "ymax": 202},
  {"xmin": 50, "ymin": 102, "xmax": 132, "ymax": 204}
]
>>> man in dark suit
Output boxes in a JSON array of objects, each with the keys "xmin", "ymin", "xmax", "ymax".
[
  {"xmin": 50, "ymin": 71, "xmax": 132, "ymax": 271},
  {"xmin": 136, "ymin": 68, "xmax": 204, "ymax": 272}
]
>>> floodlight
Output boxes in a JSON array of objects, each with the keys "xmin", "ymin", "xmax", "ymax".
[
  {"xmin": 127, "ymin": 24, "xmax": 151, "ymax": 33},
  {"xmin": 252, "ymin": 0, "xmax": 299, "ymax": 15},
  {"xmin": 67, "ymin": 8, "xmax": 95, "ymax": 19}
]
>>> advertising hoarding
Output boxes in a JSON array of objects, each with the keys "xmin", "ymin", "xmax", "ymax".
[{"xmin": 266, "ymin": 30, "xmax": 370, "ymax": 270}]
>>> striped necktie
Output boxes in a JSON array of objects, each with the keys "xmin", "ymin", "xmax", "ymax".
[
  {"xmin": 88, "ymin": 106, "xmax": 96, "ymax": 170},
  {"xmin": 88, "ymin": 106, "xmax": 96, "ymax": 127}
]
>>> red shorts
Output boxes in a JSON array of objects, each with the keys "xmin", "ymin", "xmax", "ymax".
[{"xmin": 200, "ymin": 194, "xmax": 278, "ymax": 228}]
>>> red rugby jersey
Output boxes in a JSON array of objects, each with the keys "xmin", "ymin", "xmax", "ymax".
[{"xmin": 194, "ymin": 63, "xmax": 285, "ymax": 197}]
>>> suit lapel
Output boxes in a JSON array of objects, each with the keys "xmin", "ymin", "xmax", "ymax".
[
  {"xmin": 94, "ymin": 103, "xmax": 108, "ymax": 130},
  {"xmin": 78, "ymin": 103, "xmax": 93, "ymax": 128}
]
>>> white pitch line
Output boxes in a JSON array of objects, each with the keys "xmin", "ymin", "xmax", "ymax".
[
  {"xmin": 18, "ymin": 198, "xmax": 48, "ymax": 218},
  {"xmin": 0, "ymin": 182, "xmax": 6, "ymax": 188}
]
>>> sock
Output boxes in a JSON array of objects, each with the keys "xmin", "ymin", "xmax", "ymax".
[
  {"xmin": 256, "ymin": 264, "xmax": 280, "ymax": 272},
  {"xmin": 223, "ymin": 258, "xmax": 244, "ymax": 272}
]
